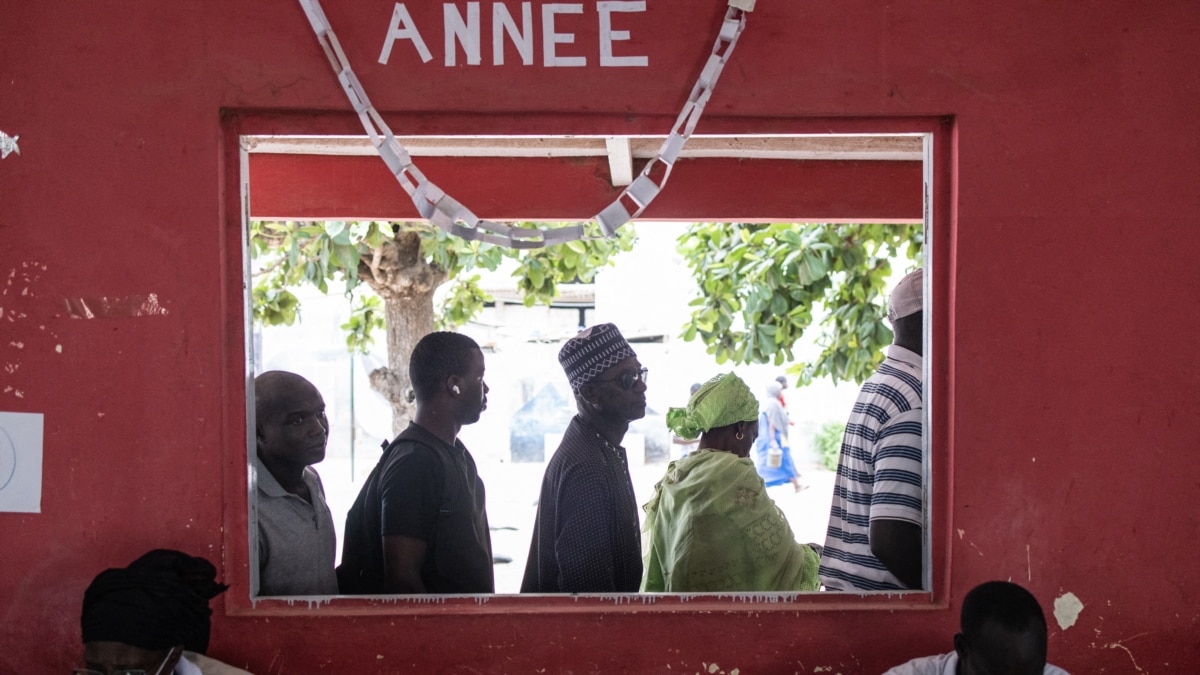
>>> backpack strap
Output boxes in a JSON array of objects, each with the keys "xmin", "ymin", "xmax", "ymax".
[{"xmin": 386, "ymin": 426, "xmax": 452, "ymax": 512}]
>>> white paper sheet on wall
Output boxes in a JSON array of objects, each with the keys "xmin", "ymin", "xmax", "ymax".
[{"xmin": 0, "ymin": 411, "xmax": 44, "ymax": 513}]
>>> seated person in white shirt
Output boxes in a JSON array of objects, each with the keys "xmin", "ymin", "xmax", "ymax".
[{"xmin": 885, "ymin": 580, "xmax": 1069, "ymax": 675}]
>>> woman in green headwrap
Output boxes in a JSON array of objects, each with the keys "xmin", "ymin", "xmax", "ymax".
[{"xmin": 641, "ymin": 373, "xmax": 821, "ymax": 592}]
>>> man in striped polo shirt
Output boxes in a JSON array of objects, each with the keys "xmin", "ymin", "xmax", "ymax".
[{"xmin": 819, "ymin": 268, "xmax": 925, "ymax": 591}]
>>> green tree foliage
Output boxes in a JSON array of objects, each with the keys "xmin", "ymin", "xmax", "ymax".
[
  {"xmin": 813, "ymin": 420, "xmax": 847, "ymax": 472},
  {"xmin": 251, "ymin": 220, "xmax": 400, "ymax": 353},
  {"xmin": 677, "ymin": 222, "xmax": 923, "ymax": 386},
  {"xmin": 251, "ymin": 220, "xmax": 636, "ymax": 352}
]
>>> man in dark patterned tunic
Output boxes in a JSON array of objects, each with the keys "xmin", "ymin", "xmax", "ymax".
[{"xmin": 521, "ymin": 323, "xmax": 647, "ymax": 593}]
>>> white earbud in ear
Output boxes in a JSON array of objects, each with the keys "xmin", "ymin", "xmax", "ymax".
[{"xmin": 452, "ymin": 385, "xmax": 461, "ymax": 395}]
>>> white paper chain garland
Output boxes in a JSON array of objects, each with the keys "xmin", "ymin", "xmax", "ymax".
[{"xmin": 297, "ymin": 0, "xmax": 752, "ymax": 249}]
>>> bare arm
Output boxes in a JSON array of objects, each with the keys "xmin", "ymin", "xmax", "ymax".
[
  {"xmin": 382, "ymin": 534, "xmax": 428, "ymax": 594},
  {"xmin": 869, "ymin": 519, "xmax": 922, "ymax": 589}
]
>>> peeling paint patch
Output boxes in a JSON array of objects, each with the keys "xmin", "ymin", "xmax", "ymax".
[
  {"xmin": 1054, "ymin": 592, "xmax": 1083, "ymax": 630},
  {"xmin": 956, "ymin": 529, "xmax": 964, "ymax": 539},
  {"xmin": 65, "ymin": 293, "xmax": 170, "ymax": 319},
  {"xmin": 0, "ymin": 130, "xmax": 18, "ymax": 159}
]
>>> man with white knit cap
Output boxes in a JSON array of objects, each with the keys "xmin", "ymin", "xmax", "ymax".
[
  {"xmin": 819, "ymin": 268, "xmax": 925, "ymax": 591},
  {"xmin": 521, "ymin": 323, "xmax": 647, "ymax": 593}
]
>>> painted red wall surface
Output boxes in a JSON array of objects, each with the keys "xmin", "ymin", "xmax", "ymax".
[{"xmin": 2, "ymin": 1, "xmax": 1198, "ymax": 673}]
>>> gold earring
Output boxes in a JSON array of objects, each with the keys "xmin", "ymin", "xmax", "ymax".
[{"xmin": 736, "ymin": 432, "xmax": 745, "ymax": 440}]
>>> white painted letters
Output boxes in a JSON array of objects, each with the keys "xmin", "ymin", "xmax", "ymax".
[
  {"xmin": 378, "ymin": 2, "xmax": 647, "ymax": 68},
  {"xmin": 542, "ymin": 4, "xmax": 586, "ymax": 67},
  {"xmin": 445, "ymin": 2, "xmax": 482, "ymax": 66},
  {"xmin": 493, "ymin": 2, "xmax": 534, "ymax": 66},
  {"xmin": 379, "ymin": 3, "xmax": 433, "ymax": 64},
  {"xmin": 597, "ymin": 1, "xmax": 647, "ymax": 67}
]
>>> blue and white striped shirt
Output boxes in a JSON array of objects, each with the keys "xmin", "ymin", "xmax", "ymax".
[{"xmin": 819, "ymin": 345, "xmax": 923, "ymax": 591}]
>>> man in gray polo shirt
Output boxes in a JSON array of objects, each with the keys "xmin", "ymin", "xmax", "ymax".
[{"xmin": 253, "ymin": 370, "xmax": 338, "ymax": 595}]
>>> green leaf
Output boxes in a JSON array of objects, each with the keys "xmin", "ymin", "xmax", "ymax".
[{"xmin": 676, "ymin": 221, "xmax": 921, "ymax": 385}]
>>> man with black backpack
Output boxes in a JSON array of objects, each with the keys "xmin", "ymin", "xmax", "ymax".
[{"xmin": 337, "ymin": 332, "xmax": 494, "ymax": 594}]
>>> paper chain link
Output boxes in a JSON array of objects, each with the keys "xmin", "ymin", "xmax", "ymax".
[{"xmin": 297, "ymin": 0, "xmax": 752, "ymax": 249}]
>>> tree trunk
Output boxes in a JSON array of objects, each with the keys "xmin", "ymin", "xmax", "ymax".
[{"xmin": 357, "ymin": 228, "xmax": 446, "ymax": 437}]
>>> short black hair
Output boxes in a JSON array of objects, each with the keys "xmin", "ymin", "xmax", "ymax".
[
  {"xmin": 409, "ymin": 332, "xmax": 481, "ymax": 402},
  {"xmin": 961, "ymin": 581, "xmax": 1048, "ymax": 647}
]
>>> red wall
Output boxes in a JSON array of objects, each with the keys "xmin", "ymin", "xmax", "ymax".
[{"xmin": 3, "ymin": 1, "xmax": 1198, "ymax": 672}]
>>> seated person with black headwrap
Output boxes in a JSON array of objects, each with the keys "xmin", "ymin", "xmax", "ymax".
[
  {"xmin": 78, "ymin": 549, "xmax": 253, "ymax": 675},
  {"xmin": 641, "ymin": 373, "xmax": 821, "ymax": 592}
]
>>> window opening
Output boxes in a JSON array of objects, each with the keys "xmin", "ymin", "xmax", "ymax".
[{"xmin": 236, "ymin": 129, "xmax": 939, "ymax": 611}]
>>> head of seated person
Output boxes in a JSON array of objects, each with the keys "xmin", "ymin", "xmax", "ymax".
[
  {"xmin": 955, "ymin": 581, "xmax": 1051, "ymax": 675},
  {"xmin": 78, "ymin": 549, "xmax": 228, "ymax": 675}
]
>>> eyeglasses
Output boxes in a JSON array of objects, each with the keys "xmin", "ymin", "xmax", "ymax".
[
  {"xmin": 74, "ymin": 646, "xmax": 178, "ymax": 675},
  {"xmin": 594, "ymin": 367, "xmax": 648, "ymax": 390}
]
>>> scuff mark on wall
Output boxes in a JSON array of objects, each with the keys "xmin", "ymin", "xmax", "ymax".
[
  {"xmin": 65, "ymin": 293, "xmax": 170, "ymax": 319},
  {"xmin": 1053, "ymin": 591, "xmax": 1083, "ymax": 630},
  {"xmin": 927, "ymin": 68, "xmax": 997, "ymax": 101},
  {"xmin": 1103, "ymin": 632, "xmax": 1150, "ymax": 672}
]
